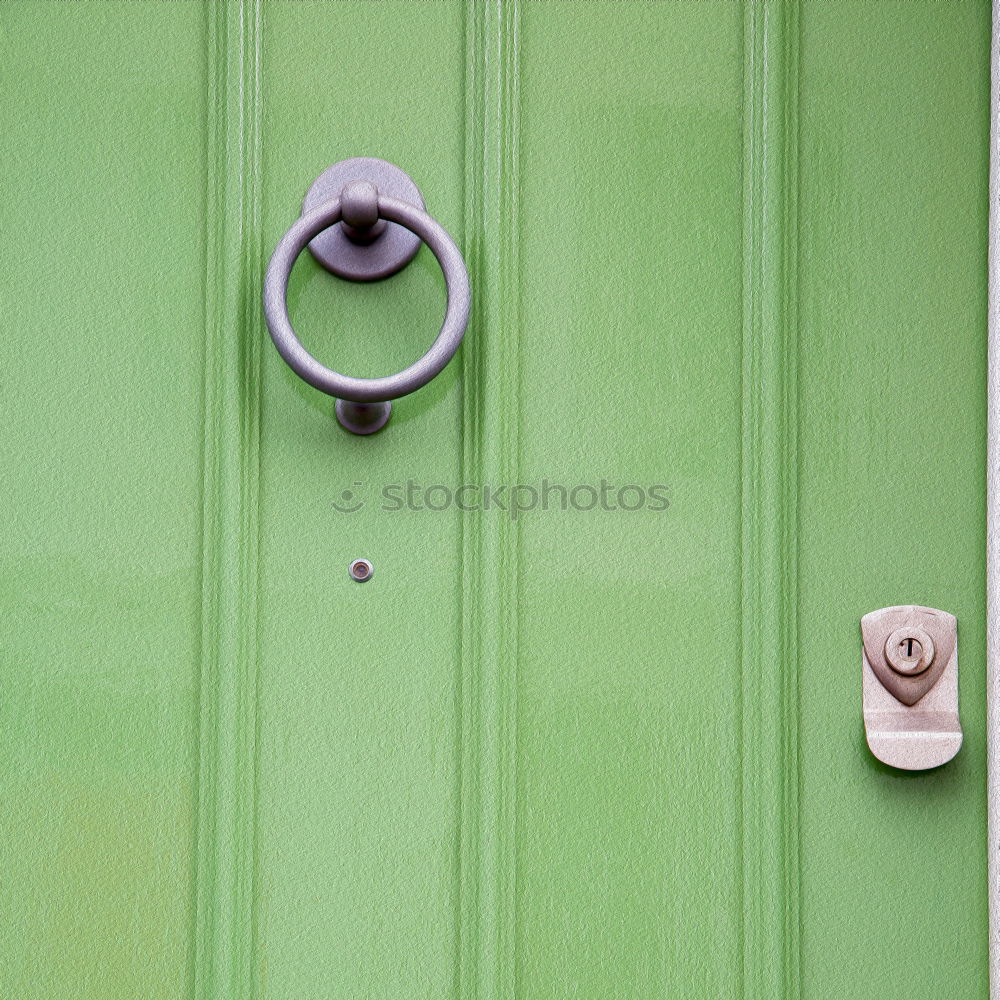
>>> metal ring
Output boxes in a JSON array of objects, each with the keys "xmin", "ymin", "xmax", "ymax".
[{"xmin": 263, "ymin": 194, "xmax": 470, "ymax": 404}]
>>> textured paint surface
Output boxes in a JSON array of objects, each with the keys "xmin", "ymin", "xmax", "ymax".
[{"xmin": 0, "ymin": 2, "xmax": 990, "ymax": 998}]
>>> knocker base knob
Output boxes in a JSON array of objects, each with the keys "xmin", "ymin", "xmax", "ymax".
[{"xmin": 335, "ymin": 399, "xmax": 392, "ymax": 435}]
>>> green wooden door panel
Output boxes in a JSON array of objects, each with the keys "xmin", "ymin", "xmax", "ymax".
[
  {"xmin": 0, "ymin": 4, "xmax": 207, "ymax": 996},
  {"xmin": 797, "ymin": 5, "xmax": 990, "ymax": 996},
  {"xmin": 0, "ymin": 2, "xmax": 990, "ymax": 998},
  {"xmin": 257, "ymin": 4, "xmax": 468, "ymax": 996},
  {"xmin": 516, "ymin": 6, "xmax": 746, "ymax": 996}
]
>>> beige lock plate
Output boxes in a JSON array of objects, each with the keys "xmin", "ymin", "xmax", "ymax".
[{"xmin": 860, "ymin": 605, "xmax": 962, "ymax": 770}]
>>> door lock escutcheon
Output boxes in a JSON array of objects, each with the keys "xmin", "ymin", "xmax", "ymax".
[{"xmin": 860, "ymin": 605, "xmax": 962, "ymax": 770}]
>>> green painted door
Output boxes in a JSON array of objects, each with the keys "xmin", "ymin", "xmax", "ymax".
[{"xmin": 0, "ymin": 2, "xmax": 990, "ymax": 997}]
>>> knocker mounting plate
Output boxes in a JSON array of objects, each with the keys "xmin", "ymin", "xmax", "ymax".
[{"xmin": 303, "ymin": 157, "xmax": 425, "ymax": 281}]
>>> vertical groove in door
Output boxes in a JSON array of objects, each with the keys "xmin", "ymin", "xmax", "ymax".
[
  {"xmin": 460, "ymin": 2, "xmax": 522, "ymax": 997},
  {"xmin": 739, "ymin": 3, "xmax": 802, "ymax": 998},
  {"xmin": 193, "ymin": 2, "xmax": 264, "ymax": 998}
]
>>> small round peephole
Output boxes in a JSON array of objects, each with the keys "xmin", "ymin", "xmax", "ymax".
[{"xmin": 349, "ymin": 558, "xmax": 373, "ymax": 583}]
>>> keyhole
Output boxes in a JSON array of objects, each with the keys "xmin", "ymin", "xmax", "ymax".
[{"xmin": 884, "ymin": 625, "xmax": 934, "ymax": 676}]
